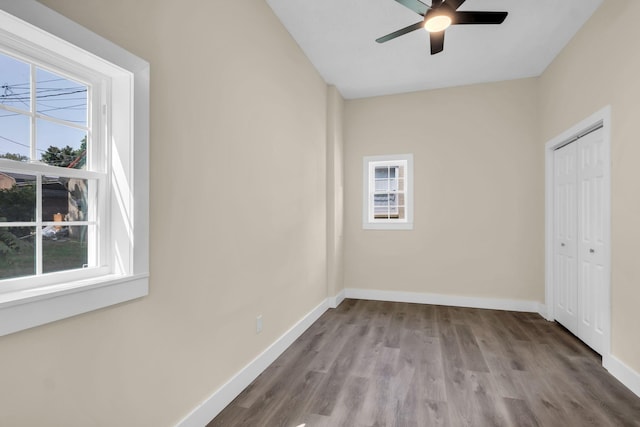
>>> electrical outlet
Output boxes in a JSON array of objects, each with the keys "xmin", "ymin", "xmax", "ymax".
[{"xmin": 256, "ymin": 315, "xmax": 263, "ymax": 334}]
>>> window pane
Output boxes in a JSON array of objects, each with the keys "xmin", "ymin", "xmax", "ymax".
[
  {"xmin": 389, "ymin": 177, "xmax": 400, "ymax": 192},
  {"xmin": 374, "ymin": 167, "xmax": 389, "ymax": 179},
  {"xmin": 36, "ymin": 119, "xmax": 87, "ymax": 169},
  {"xmin": 373, "ymin": 193, "xmax": 404, "ymax": 219},
  {"xmin": 388, "ymin": 193, "xmax": 398, "ymax": 214},
  {"xmin": 43, "ymin": 225, "xmax": 89, "ymax": 273},
  {"xmin": 0, "ymin": 173, "xmax": 36, "ymax": 222},
  {"xmin": 0, "ymin": 113, "xmax": 30, "ymax": 160},
  {"xmin": 374, "ymin": 193, "xmax": 389, "ymax": 207},
  {"xmin": 0, "ymin": 226, "xmax": 35, "ymax": 280},
  {"xmin": 397, "ymin": 193, "xmax": 405, "ymax": 208},
  {"xmin": 374, "ymin": 193, "xmax": 391, "ymax": 217},
  {"xmin": 0, "ymin": 52, "xmax": 31, "ymax": 112},
  {"xmin": 42, "ymin": 176, "xmax": 89, "ymax": 223},
  {"xmin": 36, "ymin": 68, "xmax": 87, "ymax": 126},
  {"xmin": 374, "ymin": 179, "xmax": 388, "ymax": 192}
]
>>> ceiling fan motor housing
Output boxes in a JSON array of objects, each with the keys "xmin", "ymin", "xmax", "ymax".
[{"xmin": 424, "ymin": 4, "xmax": 454, "ymax": 32}]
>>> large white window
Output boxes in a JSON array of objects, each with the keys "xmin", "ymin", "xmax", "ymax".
[
  {"xmin": 0, "ymin": 1, "xmax": 149, "ymax": 336},
  {"xmin": 0, "ymin": 49, "xmax": 104, "ymax": 287},
  {"xmin": 363, "ymin": 154, "xmax": 413, "ymax": 230}
]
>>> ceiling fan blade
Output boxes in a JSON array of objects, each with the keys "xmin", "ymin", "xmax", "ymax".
[
  {"xmin": 376, "ymin": 21, "xmax": 425, "ymax": 43},
  {"xmin": 430, "ymin": 31, "xmax": 444, "ymax": 54},
  {"xmin": 393, "ymin": 0, "xmax": 429, "ymax": 16},
  {"xmin": 452, "ymin": 11, "xmax": 508, "ymax": 25},
  {"xmin": 444, "ymin": 0, "xmax": 466, "ymax": 10}
]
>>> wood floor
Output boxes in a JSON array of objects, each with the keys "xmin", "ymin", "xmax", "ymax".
[{"xmin": 208, "ymin": 299, "xmax": 640, "ymax": 427}]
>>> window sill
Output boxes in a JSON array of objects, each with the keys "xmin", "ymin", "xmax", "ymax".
[
  {"xmin": 363, "ymin": 222, "xmax": 414, "ymax": 230},
  {"xmin": 0, "ymin": 273, "xmax": 149, "ymax": 336}
]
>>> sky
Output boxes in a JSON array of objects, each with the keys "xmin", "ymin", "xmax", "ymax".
[{"xmin": 0, "ymin": 50, "xmax": 88, "ymax": 162}]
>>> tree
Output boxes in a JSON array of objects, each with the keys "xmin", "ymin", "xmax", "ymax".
[
  {"xmin": 40, "ymin": 145, "xmax": 80, "ymax": 168},
  {"xmin": 0, "ymin": 182, "xmax": 35, "ymax": 223},
  {"xmin": 0, "ymin": 153, "xmax": 28, "ymax": 161},
  {"xmin": 0, "ymin": 183, "xmax": 35, "ymax": 265},
  {"xmin": 40, "ymin": 137, "xmax": 86, "ymax": 168}
]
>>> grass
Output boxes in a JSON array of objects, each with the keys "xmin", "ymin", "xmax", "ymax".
[{"xmin": 0, "ymin": 238, "xmax": 88, "ymax": 280}]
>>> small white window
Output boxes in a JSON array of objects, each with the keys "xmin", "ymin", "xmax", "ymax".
[
  {"xmin": 0, "ymin": 2, "xmax": 149, "ymax": 336},
  {"xmin": 363, "ymin": 154, "xmax": 413, "ymax": 230}
]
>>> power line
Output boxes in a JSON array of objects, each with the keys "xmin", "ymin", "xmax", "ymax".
[
  {"xmin": 0, "ymin": 103, "xmax": 87, "ymax": 118},
  {"xmin": 0, "ymin": 88, "xmax": 87, "ymax": 102},
  {"xmin": 2, "ymin": 78, "xmax": 66, "ymax": 88},
  {"xmin": 1, "ymin": 85, "xmax": 88, "ymax": 101},
  {"xmin": 0, "ymin": 134, "xmax": 62, "ymax": 154},
  {"xmin": 0, "ymin": 134, "xmax": 30, "ymax": 150}
]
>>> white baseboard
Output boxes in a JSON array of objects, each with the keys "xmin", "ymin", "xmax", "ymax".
[
  {"xmin": 328, "ymin": 289, "xmax": 346, "ymax": 308},
  {"xmin": 604, "ymin": 354, "xmax": 640, "ymax": 398},
  {"xmin": 537, "ymin": 303, "xmax": 550, "ymax": 320},
  {"xmin": 175, "ymin": 298, "xmax": 331, "ymax": 427},
  {"xmin": 344, "ymin": 288, "xmax": 542, "ymax": 313}
]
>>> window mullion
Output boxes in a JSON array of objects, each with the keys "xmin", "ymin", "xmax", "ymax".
[
  {"xmin": 0, "ymin": 103, "xmax": 30, "ymax": 116},
  {"xmin": 34, "ymin": 113, "xmax": 90, "ymax": 133},
  {"xmin": 30, "ymin": 63, "xmax": 36, "ymax": 162},
  {"xmin": 35, "ymin": 173, "xmax": 43, "ymax": 275},
  {"xmin": 388, "ymin": 173, "xmax": 393, "ymax": 218}
]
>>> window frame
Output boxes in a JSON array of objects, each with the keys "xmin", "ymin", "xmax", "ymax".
[
  {"xmin": 0, "ymin": 47, "xmax": 106, "ymax": 287},
  {"xmin": 0, "ymin": 1, "xmax": 149, "ymax": 337},
  {"xmin": 362, "ymin": 154, "xmax": 414, "ymax": 230}
]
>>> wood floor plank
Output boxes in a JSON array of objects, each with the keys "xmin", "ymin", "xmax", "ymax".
[
  {"xmin": 322, "ymin": 375, "xmax": 369, "ymax": 426},
  {"xmin": 208, "ymin": 299, "xmax": 640, "ymax": 426},
  {"xmin": 232, "ymin": 317, "xmax": 328, "ymax": 409},
  {"xmin": 503, "ymin": 396, "xmax": 541, "ymax": 427},
  {"xmin": 358, "ymin": 376, "xmax": 390, "ymax": 426},
  {"xmin": 307, "ymin": 324, "xmax": 363, "ymax": 416},
  {"xmin": 455, "ymin": 323, "xmax": 490, "ymax": 373},
  {"xmin": 513, "ymin": 372, "xmax": 572, "ymax": 427},
  {"xmin": 466, "ymin": 371, "xmax": 511, "ymax": 427},
  {"xmin": 477, "ymin": 337, "xmax": 527, "ymax": 399},
  {"xmin": 399, "ymin": 328, "xmax": 446, "ymax": 402},
  {"xmin": 305, "ymin": 321, "xmax": 354, "ymax": 374},
  {"xmin": 260, "ymin": 370, "xmax": 326, "ymax": 427}
]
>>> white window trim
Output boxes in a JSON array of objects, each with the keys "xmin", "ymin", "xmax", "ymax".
[
  {"xmin": 363, "ymin": 154, "xmax": 413, "ymax": 230},
  {"xmin": 0, "ymin": 1, "xmax": 149, "ymax": 336}
]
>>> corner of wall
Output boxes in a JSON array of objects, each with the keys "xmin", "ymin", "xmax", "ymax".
[{"xmin": 326, "ymin": 85, "xmax": 346, "ymax": 299}]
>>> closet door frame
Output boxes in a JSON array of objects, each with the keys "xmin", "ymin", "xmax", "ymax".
[{"xmin": 544, "ymin": 106, "xmax": 611, "ymax": 358}]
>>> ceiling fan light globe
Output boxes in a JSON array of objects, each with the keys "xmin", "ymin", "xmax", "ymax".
[{"xmin": 424, "ymin": 15, "xmax": 452, "ymax": 32}]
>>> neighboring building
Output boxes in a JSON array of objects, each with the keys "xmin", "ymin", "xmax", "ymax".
[
  {"xmin": 0, "ymin": 172, "xmax": 16, "ymax": 190},
  {"xmin": 0, "ymin": 171, "xmax": 74, "ymax": 222}
]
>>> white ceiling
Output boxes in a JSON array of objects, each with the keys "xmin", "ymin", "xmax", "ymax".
[{"xmin": 265, "ymin": 0, "xmax": 603, "ymax": 99}]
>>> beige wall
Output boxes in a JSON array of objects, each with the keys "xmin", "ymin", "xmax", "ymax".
[
  {"xmin": 0, "ymin": 1, "xmax": 328, "ymax": 425},
  {"xmin": 539, "ymin": 0, "xmax": 640, "ymax": 374},
  {"xmin": 327, "ymin": 86, "xmax": 345, "ymax": 298},
  {"xmin": 344, "ymin": 79, "xmax": 543, "ymax": 302}
]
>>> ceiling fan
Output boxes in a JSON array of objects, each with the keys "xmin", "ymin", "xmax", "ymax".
[{"xmin": 376, "ymin": 0, "xmax": 508, "ymax": 55}]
